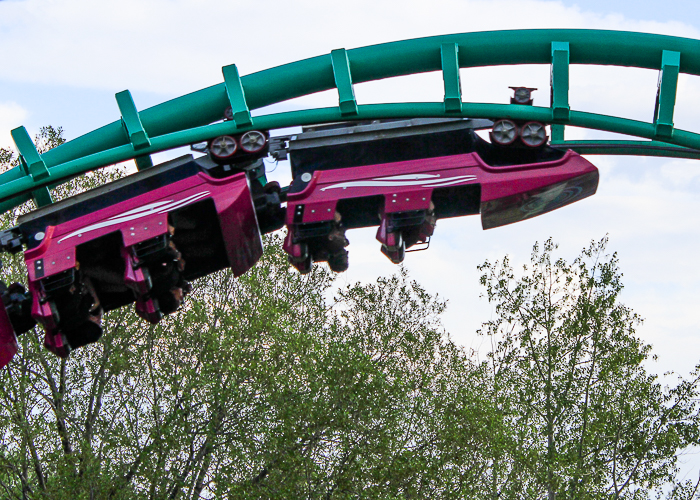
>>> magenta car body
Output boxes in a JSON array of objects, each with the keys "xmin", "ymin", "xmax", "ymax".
[
  {"xmin": 281, "ymin": 119, "xmax": 598, "ymax": 272},
  {"xmin": 285, "ymin": 149, "xmax": 596, "ymax": 227},
  {"xmin": 11, "ymin": 155, "xmax": 263, "ymax": 360}
]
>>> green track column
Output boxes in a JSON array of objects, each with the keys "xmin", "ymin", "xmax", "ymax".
[
  {"xmin": 11, "ymin": 126, "xmax": 52, "ymax": 207},
  {"xmin": 441, "ymin": 43, "xmax": 462, "ymax": 113},
  {"xmin": 550, "ymin": 41, "xmax": 570, "ymax": 142},
  {"xmin": 654, "ymin": 50, "xmax": 680, "ymax": 138},
  {"xmin": 222, "ymin": 64, "xmax": 253, "ymax": 128},
  {"xmin": 331, "ymin": 49, "xmax": 359, "ymax": 116},
  {"xmin": 116, "ymin": 90, "xmax": 153, "ymax": 170}
]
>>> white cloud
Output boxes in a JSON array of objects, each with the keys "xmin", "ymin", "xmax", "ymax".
[
  {"xmin": 0, "ymin": 0, "xmax": 698, "ymax": 96},
  {"xmin": 0, "ymin": 101, "xmax": 28, "ymax": 149},
  {"xmin": 659, "ymin": 158, "xmax": 700, "ymax": 187}
]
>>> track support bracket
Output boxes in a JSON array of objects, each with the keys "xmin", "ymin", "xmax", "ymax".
[
  {"xmin": 12, "ymin": 126, "xmax": 49, "ymax": 182},
  {"xmin": 331, "ymin": 49, "xmax": 358, "ymax": 116},
  {"xmin": 654, "ymin": 50, "xmax": 680, "ymax": 138},
  {"xmin": 222, "ymin": 64, "xmax": 253, "ymax": 128},
  {"xmin": 551, "ymin": 41, "xmax": 570, "ymax": 123},
  {"xmin": 11, "ymin": 126, "xmax": 53, "ymax": 207},
  {"xmin": 116, "ymin": 90, "xmax": 151, "ymax": 151},
  {"xmin": 441, "ymin": 43, "xmax": 462, "ymax": 113},
  {"xmin": 551, "ymin": 41, "xmax": 570, "ymax": 141}
]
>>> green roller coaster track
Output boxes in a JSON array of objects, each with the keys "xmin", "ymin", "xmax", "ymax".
[{"xmin": 4, "ymin": 29, "xmax": 700, "ymax": 213}]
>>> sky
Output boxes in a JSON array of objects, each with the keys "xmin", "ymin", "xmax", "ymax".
[{"xmin": 2, "ymin": 0, "xmax": 700, "ymax": 445}]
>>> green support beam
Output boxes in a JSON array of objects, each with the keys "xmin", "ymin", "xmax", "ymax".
[
  {"xmin": 11, "ymin": 126, "xmax": 53, "ymax": 207},
  {"xmin": 5, "ymin": 30, "xmax": 700, "ymax": 212},
  {"xmin": 21, "ymin": 29, "xmax": 700, "ymax": 175},
  {"xmin": 441, "ymin": 42, "xmax": 462, "ymax": 113},
  {"xmin": 551, "ymin": 41, "xmax": 570, "ymax": 120},
  {"xmin": 116, "ymin": 90, "xmax": 151, "ymax": 150},
  {"xmin": 222, "ymin": 64, "xmax": 253, "ymax": 128},
  {"xmin": 550, "ymin": 41, "xmax": 570, "ymax": 142},
  {"xmin": 654, "ymin": 50, "xmax": 680, "ymax": 138},
  {"xmin": 11, "ymin": 126, "xmax": 49, "ymax": 182},
  {"xmin": 330, "ymin": 49, "xmax": 358, "ymax": 116}
]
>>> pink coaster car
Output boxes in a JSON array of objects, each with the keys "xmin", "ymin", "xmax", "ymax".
[
  {"xmin": 0, "ymin": 154, "xmax": 269, "ymax": 365},
  {"xmin": 279, "ymin": 119, "xmax": 598, "ymax": 273}
]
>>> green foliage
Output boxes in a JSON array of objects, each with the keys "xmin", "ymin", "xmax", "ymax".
[
  {"xmin": 0, "ymin": 129, "xmax": 494, "ymax": 497},
  {"xmin": 0, "ymin": 235, "xmax": 494, "ymax": 499},
  {"xmin": 1, "ymin": 126, "xmax": 700, "ymax": 499},
  {"xmin": 478, "ymin": 237, "xmax": 700, "ymax": 499}
]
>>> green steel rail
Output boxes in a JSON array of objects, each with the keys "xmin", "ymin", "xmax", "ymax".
[{"xmin": 4, "ymin": 29, "xmax": 700, "ymax": 213}]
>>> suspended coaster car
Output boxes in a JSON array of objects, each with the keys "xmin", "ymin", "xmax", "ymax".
[
  {"xmin": 0, "ymin": 89, "xmax": 599, "ymax": 367},
  {"xmin": 276, "ymin": 113, "xmax": 598, "ymax": 274},
  {"xmin": 0, "ymin": 132, "xmax": 280, "ymax": 365}
]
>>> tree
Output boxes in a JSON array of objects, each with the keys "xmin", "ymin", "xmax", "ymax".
[
  {"xmin": 0, "ymin": 128, "xmax": 499, "ymax": 498},
  {"xmin": 3, "ymin": 127, "xmax": 700, "ymax": 499},
  {"xmin": 478, "ymin": 237, "xmax": 700, "ymax": 499},
  {"xmin": 0, "ymin": 239, "xmax": 500, "ymax": 499}
]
